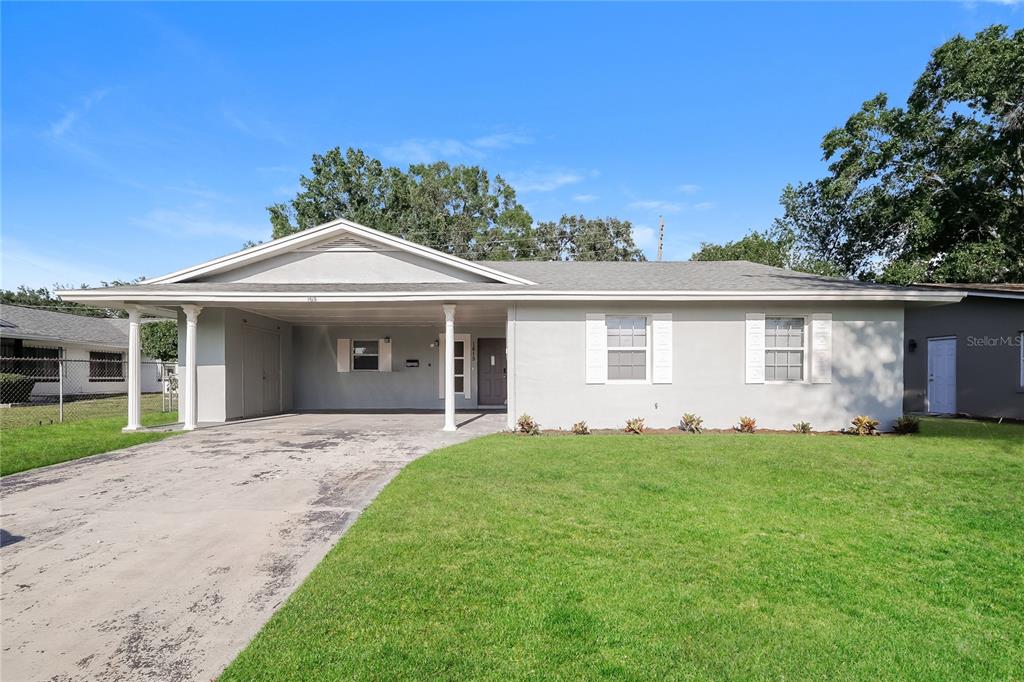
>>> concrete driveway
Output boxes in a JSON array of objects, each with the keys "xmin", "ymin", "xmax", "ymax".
[{"xmin": 0, "ymin": 411, "xmax": 503, "ymax": 682}]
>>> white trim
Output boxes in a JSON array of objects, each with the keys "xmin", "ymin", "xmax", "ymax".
[
  {"xmin": 585, "ymin": 313, "xmax": 607, "ymax": 384},
  {"xmin": 142, "ymin": 218, "xmax": 535, "ymax": 286},
  {"xmin": 763, "ymin": 314, "xmax": 809, "ymax": 384},
  {"xmin": 651, "ymin": 312, "xmax": 672, "ymax": 384},
  {"xmin": 506, "ymin": 304, "xmax": 517, "ymax": 430},
  {"xmin": 810, "ymin": 313, "xmax": 832, "ymax": 384},
  {"xmin": 437, "ymin": 332, "xmax": 470, "ymax": 399},
  {"xmin": 59, "ymin": 288, "xmax": 966, "ymax": 305},
  {"xmin": 1019, "ymin": 330, "xmax": 1023, "ymax": 391}
]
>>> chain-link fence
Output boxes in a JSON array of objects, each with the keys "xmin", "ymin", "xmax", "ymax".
[{"xmin": 0, "ymin": 356, "xmax": 178, "ymax": 429}]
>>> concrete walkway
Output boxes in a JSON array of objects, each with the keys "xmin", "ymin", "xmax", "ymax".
[{"xmin": 0, "ymin": 412, "xmax": 504, "ymax": 681}]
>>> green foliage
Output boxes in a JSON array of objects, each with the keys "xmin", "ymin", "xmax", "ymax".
[
  {"xmin": 0, "ymin": 373, "xmax": 36, "ymax": 403},
  {"xmin": 267, "ymin": 147, "xmax": 643, "ymax": 261},
  {"xmin": 141, "ymin": 320, "xmax": 178, "ymax": 361},
  {"xmin": 690, "ymin": 224, "xmax": 841, "ymax": 276},
  {"xmin": 893, "ymin": 415, "xmax": 922, "ymax": 435},
  {"xmin": 680, "ymin": 412, "xmax": 704, "ymax": 433},
  {"xmin": 571, "ymin": 420, "xmax": 591, "ymax": 435},
  {"xmin": 0, "ymin": 285, "xmax": 125, "ymax": 318},
  {"xmin": 736, "ymin": 416, "xmax": 757, "ymax": 433},
  {"xmin": 624, "ymin": 417, "xmax": 646, "ymax": 434},
  {"xmin": 850, "ymin": 415, "xmax": 881, "ymax": 436},
  {"xmin": 793, "ymin": 421, "xmax": 813, "ymax": 434},
  {"xmin": 516, "ymin": 413, "xmax": 540, "ymax": 435}
]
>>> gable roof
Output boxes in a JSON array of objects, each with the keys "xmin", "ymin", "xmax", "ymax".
[
  {"xmin": 60, "ymin": 260, "xmax": 965, "ymax": 303},
  {"xmin": 144, "ymin": 218, "xmax": 536, "ymax": 286},
  {"xmin": 0, "ymin": 305, "xmax": 131, "ymax": 348}
]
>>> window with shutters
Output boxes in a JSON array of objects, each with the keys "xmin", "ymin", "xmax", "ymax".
[
  {"xmin": 606, "ymin": 315, "xmax": 648, "ymax": 381},
  {"xmin": 352, "ymin": 340, "xmax": 379, "ymax": 371},
  {"xmin": 764, "ymin": 317, "xmax": 805, "ymax": 382}
]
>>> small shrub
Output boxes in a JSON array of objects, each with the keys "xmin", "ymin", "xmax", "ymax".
[
  {"xmin": 736, "ymin": 416, "xmax": 757, "ymax": 433},
  {"xmin": 0, "ymin": 373, "xmax": 36, "ymax": 403},
  {"xmin": 892, "ymin": 415, "xmax": 920, "ymax": 434},
  {"xmin": 624, "ymin": 417, "xmax": 646, "ymax": 434},
  {"xmin": 571, "ymin": 420, "xmax": 591, "ymax": 435},
  {"xmin": 680, "ymin": 413, "xmax": 704, "ymax": 434},
  {"xmin": 850, "ymin": 415, "xmax": 880, "ymax": 436},
  {"xmin": 516, "ymin": 413, "xmax": 540, "ymax": 435},
  {"xmin": 793, "ymin": 421, "xmax": 813, "ymax": 434}
]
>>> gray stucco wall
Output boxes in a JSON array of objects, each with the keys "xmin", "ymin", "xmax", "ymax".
[
  {"xmin": 511, "ymin": 302, "xmax": 905, "ymax": 432},
  {"xmin": 904, "ymin": 296, "xmax": 1023, "ymax": 419},
  {"xmin": 292, "ymin": 324, "xmax": 504, "ymax": 410},
  {"xmin": 178, "ymin": 308, "xmax": 293, "ymax": 423}
]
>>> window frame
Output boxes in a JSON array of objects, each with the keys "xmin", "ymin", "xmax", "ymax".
[
  {"xmin": 1018, "ymin": 330, "xmax": 1023, "ymax": 391},
  {"xmin": 89, "ymin": 350, "xmax": 124, "ymax": 382},
  {"xmin": 351, "ymin": 340, "xmax": 380, "ymax": 372},
  {"xmin": 605, "ymin": 314, "xmax": 651, "ymax": 384},
  {"xmin": 763, "ymin": 315, "xmax": 808, "ymax": 384}
]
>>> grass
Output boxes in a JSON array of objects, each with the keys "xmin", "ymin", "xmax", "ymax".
[
  {"xmin": 0, "ymin": 392, "xmax": 171, "ymax": 429},
  {"xmin": 223, "ymin": 418, "xmax": 1023, "ymax": 681},
  {"xmin": 0, "ymin": 408, "xmax": 178, "ymax": 476}
]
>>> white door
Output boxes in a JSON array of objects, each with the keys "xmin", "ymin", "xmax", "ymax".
[{"xmin": 927, "ymin": 337, "xmax": 956, "ymax": 414}]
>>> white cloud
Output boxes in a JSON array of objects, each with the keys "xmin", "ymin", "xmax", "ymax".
[
  {"xmin": 693, "ymin": 201, "xmax": 716, "ymax": 211},
  {"xmin": 507, "ymin": 170, "xmax": 584, "ymax": 193},
  {"xmin": 0, "ymin": 237, "xmax": 125, "ymax": 290},
  {"xmin": 678, "ymin": 183, "xmax": 701, "ymax": 195},
  {"xmin": 572, "ymin": 194, "xmax": 599, "ymax": 203},
  {"xmin": 631, "ymin": 224, "xmax": 657, "ymax": 249},
  {"xmin": 46, "ymin": 87, "xmax": 111, "ymax": 139},
  {"xmin": 133, "ymin": 207, "xmax": 265, "ymax": 241},
  {"xmin": 628, "ymin": 200, "xmax": 684, "ymax": 213},
  {"xmin": 381, "ymin": 130, "xmax": 533, "ymax": 164}
]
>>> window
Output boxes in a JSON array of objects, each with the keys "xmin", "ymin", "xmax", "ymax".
[
  {"xmin": 89, "ymin": 351, "xmax": 124, "ymax": 382},
  {"xmin": 607, "ymin": 315, "xmax": 647, "ymax": 381},
  {"xmin": 453, "ymin": 340, "xmax": 466, "ymax": 393},
  {"xmin": 352, "ymin": 340, "xmax": 379, "ymax": 371},
  {"xmin": 765, "ymin": 317, "xmax": 805, "ymax": 382},
  {"xmin": 9, "ymin": 346, "xmax": 60, "ymax": 382}
]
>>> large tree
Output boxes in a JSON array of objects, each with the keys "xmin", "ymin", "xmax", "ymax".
[
  {"xmin": 531, "ymin": 215, "xmax": 645, "ymax": 261},
  {"xmin": 267, "ymin": 147, "xmax": 533, "ymax": 260},
  {"xmin": 789, "ymin": 25, "xmax": 1023, "ymax": 283},
  {"xmin": 690, "ymin": 224, "xmax": 839, "ymax": 276}
]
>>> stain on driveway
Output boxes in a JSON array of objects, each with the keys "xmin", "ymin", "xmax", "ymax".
[{"xmin": 0, "ymin": 412, "xmax": 502, "ymax": 681}]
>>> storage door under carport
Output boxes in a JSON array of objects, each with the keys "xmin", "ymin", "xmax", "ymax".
[{"xmin": 242, "ymin": 327, "xmax": 281, "ymax": 418}]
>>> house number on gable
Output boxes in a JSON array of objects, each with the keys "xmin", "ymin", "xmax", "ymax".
[{"xmin": 306, "ymin": 296, "xmax": 318, "ymax": 303}]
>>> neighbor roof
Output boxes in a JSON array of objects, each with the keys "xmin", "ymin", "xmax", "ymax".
[
  {"xmin": 0, "ymin": 305, "xmax": 131, "ymax": 347},
  {"xmin": 914, "ymin": 282, "xmax": 1024, "ymax": 299}
]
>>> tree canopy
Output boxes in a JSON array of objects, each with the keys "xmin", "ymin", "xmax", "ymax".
[
  {"xmin": 267, "ymin": 147, "xmax": 643, "ymax": 262},
  {"xmin": 695, "ymin": 25, "xmax": 1023, "ymax": 284},
  {"xmin": 141, "ymin": 320, "xmax": 178, "ymax": 361}
]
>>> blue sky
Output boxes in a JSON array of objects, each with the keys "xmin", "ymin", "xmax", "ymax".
[{"xmin": 2, "ymin": 2, "xmax": 1021, "ymax": 289}]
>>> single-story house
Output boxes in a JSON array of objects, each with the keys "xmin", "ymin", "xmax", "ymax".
[
  {"xmin": 60, "ymin": 219, "xmax": 966, "ymax": 432},
  {"xmin": 0, "ymin": 305, "xmax": 164, "ymax": 400},
  {"xmin": 904, "ymin": 283, "xmax": 1023, "ymax": 420}
]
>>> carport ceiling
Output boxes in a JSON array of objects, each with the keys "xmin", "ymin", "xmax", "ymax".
[{"xmin": 235, "ymin": 301, "xmax": 508, "ymax": 326}]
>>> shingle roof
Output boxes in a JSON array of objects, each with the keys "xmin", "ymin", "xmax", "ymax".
[
  {"xmin": 0, "ymin": 305, "xmax": 130, "ymax": 347},
  {"xmin": 914, "ymin": 282, "xmax": 1024, "ymax": 298},
  {"xmin": 65, "ymin": 261, "xmax": 930, "ymax": 296}
]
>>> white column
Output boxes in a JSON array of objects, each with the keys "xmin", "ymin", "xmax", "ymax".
[
  {"xmin": 506, "ymin": 303, "xmax": 516, "ymax": 431},
  {"xmin": 442, "ymin": 304, "xmax": 456, "ymax": 431},
  {"xmin": 182, "ymin": 305, "xmax": 202, "ymax": 431},
  {"xmin": 123, "ymin": 306, "xmax": 142, "ymax": 432}
]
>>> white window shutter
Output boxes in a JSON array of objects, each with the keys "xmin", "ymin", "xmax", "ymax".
[
  {"xmin": 585, "ymin": 313, "xmax": 607, "ymax": 384},
  {"xmin": 652, "ymin": 313, "xmax": 672, "ymax": 384},
  {"xmin": 811, "ymin": 313, "xmax": 832, "ymax": 384},
  {"xmin": 379, "ymin": 338, "xmax": 392, "ymax": 373},
  {"xmin": 745, "ymin": 314, "xmax": 765, "ymax": 384},
  {"xmin": 336, "ymin": 338, "xmax": 351, "ymax": 373}
]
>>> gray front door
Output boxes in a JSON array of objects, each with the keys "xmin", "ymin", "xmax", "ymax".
[{"xmin": 477, "ymin": 338, "xmax": 507, "ymax": 406}]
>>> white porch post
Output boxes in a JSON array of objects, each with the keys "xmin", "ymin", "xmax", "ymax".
[
  {"xmin": 182, "ymin": 305, "xmax": 202, "ymax": 431},
  {"xmin": 506, "ymin": 303, "xmax": 516, "ymax": 431},
  {"xmin": 123, "ymin": 305, "xmax": 142, "ymax": 432},
  {"xmin": 442, "ymin": 303, "xmax": 457, "ymax": 431}
]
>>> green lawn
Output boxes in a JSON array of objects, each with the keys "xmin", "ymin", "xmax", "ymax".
[
  {"xmin": 0, "ymin": 392, "xmax": 171, "ymax": 429},
  {"xmin": 223, "ymin": 419, "xmax": 1023, "ymax": 681},
  {"xmin": 0, "ymin": 409, "xmax": 179, "ymax": 476}
]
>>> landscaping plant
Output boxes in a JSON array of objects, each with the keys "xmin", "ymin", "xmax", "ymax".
[
  {"xmin": 680, "ymin": 413, "xmax": 704, "ymax": 434},
  {"xmin": 624, "ymin": 417, "xmax": 646, "ymax": 434},
  {"xmin": 570, "ymin": 420, "xmax": 590, "ymax": 435},
  {"xmin": 793, "ymin": 421, "xmax": 813, "ymax": 434},
  {"xmin": 516, "ymin": 414, "xmax": 540, "ymax": 435},
  {"xmin": 736, "ymin": 416, "xmax": 757, "ymax": 433},
  {"xmin": 892, "ymin": 415, "xmax": 921, "ymax": 434},
  {"xmin": 850, "ymin": 415, "xmax": 880, "ymax": 436}
]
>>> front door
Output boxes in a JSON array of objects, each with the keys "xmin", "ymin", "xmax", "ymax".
[
  {"xmin": 477, "ymin": 338, "xmax": 507, "ymax": 406},
  {"xmin": 927, "ymin": 337, "xmax": 956, "ymax": 414}
]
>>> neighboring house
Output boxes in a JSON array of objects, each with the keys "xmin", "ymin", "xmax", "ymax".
[
  {"xmin": 904, "ymin": 284, "xmax": 1023, "ymax": 420},
  {"xmin": 61, "ymin": 219, "xmax": 964, "ymax": 432},
  {"xmin": 0, "ymin": 305, "xmax": 164, "ymax": 399}
]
